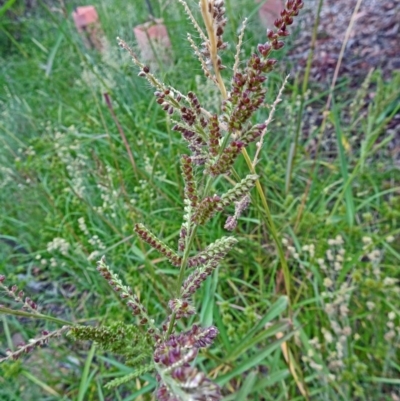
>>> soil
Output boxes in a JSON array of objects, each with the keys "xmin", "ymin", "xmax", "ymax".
[{"xmin": 284, "ymin": 0, "xmax": 400, "ymax": 164}]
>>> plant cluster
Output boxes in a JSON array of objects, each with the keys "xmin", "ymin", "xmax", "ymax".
[{"xmin": 0, "ymin": 0, "xmax": 305, "ymax": 399}]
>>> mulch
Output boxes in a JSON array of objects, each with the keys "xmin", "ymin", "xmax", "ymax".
[{"xmin": 284, "ymin": 0, "xmax": 400, "ymax": 165}]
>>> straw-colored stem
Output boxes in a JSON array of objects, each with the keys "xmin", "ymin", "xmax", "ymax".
[{"xmin": 199, "ymin": 0, "xmax": 227, "ymax": 99}]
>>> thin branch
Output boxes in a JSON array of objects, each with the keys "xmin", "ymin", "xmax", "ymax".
[
  {"xmin": 233, "ymin": 18, "xmax": 247, "ymax": 76},
  {"xmin": 253, "ymin": 75, "xmax": 289, "ymax": 167},
  {"xmin": 178, "ymin": 0, "xmax": 208, "ymax": 42},
  {"xmin": 199, "ymin": 0, "xmax": 227, "ymax": 99}
]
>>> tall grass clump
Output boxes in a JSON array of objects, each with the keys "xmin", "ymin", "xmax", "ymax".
[
  {"xmin": 2, "ymin": 0, "xmax": 399, "ymax": 400},
  {"xmin": 0, "ymin": 0, "xmax": 304, "ymax": 399}
]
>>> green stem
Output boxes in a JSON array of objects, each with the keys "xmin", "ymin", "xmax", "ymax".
[
  {"xmin": 167, "ymin": 176, "xmax": 215, "ymax": 338},
  {"xmin": 241, "ymin": 149, "xmax": 291, "ymax": 307},
  {"xmin": 0, "ymin": 306, "xmax": 72, "ymax": 326}
]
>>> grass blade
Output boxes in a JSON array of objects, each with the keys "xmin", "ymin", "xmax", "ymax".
[{"xmin": 331, "ymin": 103, "xmax": 355, "ymax": 226}]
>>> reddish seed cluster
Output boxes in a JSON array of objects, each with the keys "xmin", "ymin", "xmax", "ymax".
[
  {"xmin": 180, "ymin": 106, "xmax": 197, "ymax": 126},
  {"xmin": 154, "ymin": 325, "xmax": 220, "ymax": 401},
  {"xmin": 154, "ymin": 325, "xmax": 218, "ymax": 367},
  {"xmin": 182, "ymin": 258, "xmax": 220, "ymax": 298},
  {"xmin": 240, "ymin": 123, "xmax": 266, "ymax": 146},
  {"xmin": 181, "ymin": 155, "xmax": 198, "ymax": 207},
  {"xmin": 137, "ymin": 65, "xmax": 150, "ymax": 77},
  {"xmin": 134, "ymin": 224, "xmax": 182, "ymax": 267},
  {"xmin": 207, "ymin": 140, "xmax": 244, "ymax": 176},
  {"xmin": 173, "ymin": 124, "xmax": 206, "ymax": 161},
  {"xmin": 224, "ymin": 195, "xmax": 251, "ymax": 231},
  {"xmin": 168, "ymin": 298, "xmax": 195, "ymax": 319},
  {"xmin": 156, "ymin": 368, "xmax": 221, "ymax": 401},
  {"xmin": 0, "ymin": 276, "xmax": 38, "ymax": 312},
  {"xmin": 97, "ymin": 259, "xmax": 154, "ymax": 328},
  {"xmin": 187, "ymin": 92, "xmax": 201, "ymax": 115},
  {"xmin": 225, "ymin": 56, "xmax": 275, "ymax": 132},
  {"xmin": 0, "ymin": 328, "xmax": 68, "ymax": 363},
  {"xmin": 192, "ymin": 195, "xmax": 222, "ymax": 225},
  {"xmin": 271, "ymin": 0, "xmax": 304, "ymax": 49},
  {"xmin": 208, "ymin": 114, "xmax": 221, "ymax": 157},
  {"xmin": 178, "ymin": 226, "xmax": 187, "ymax": 253},
  {"xmin": 258, "ymin": 0, "xmax": 303, "ymax": 55},
  {"xmin": 126, "ymin": 298, "xmax": 150, "ymax": 325},
  {"xmin": 225, "ymin": 0, "xmax": 303, "ymax": 133},
  {"xmin": 155, "ymin": 90, "xmax": 175, "ymax": 115},
  {"xmin": 187, "ymin": 236, "xmax": 237, "ymax": 268},
  {"xmin": 24, "ymin": 297, "xmax": 38, "ymax": 311}
]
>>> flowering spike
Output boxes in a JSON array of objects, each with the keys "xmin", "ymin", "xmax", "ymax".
[
  {"xmin": 207, "ymin": 141, "xmax": 244, "ymax": 177},
  {"xmin": 154, "ymin": 325, "xmax": 220, "ymax": 400},
  {"xmin": 240, "ymin": 123, "xmax": 266, "ymax": 146},
  {"xmin": 187, "ymin": 91, "xmax": 202, "ymax": 116},
  {"xmin": 172, "ymin": 124, "xmax": 206, "ymax": 158},
  {"xmin": 97, "ymin": 257, "xmax": 160, "ymax": 335},
  {"xmin": 178, "ymin": 199, "xmax": 193, "ymax": 253},
  {"xmin": 224, "ymin": 195, "xmax": 251, "ymax": 231},
  {"xmin": 192, "ymin": 195, "xmax": 222, "ymax": 225},
  {"xmin": 219, "ymin": 174, "xmax": 258, "ymax": 207},
  {"xmin": 0, "ymin": 326, "xmax": 70, "ymax": 363},
  {"xmin": 182, "ymin": 255, "xmax": 227, "ymax": 298},
  {"xmin": 168, "ymin": 298, "xmax": 196, "ymax": 319},
  {"xmin": 187, "ymin": 236, "xmax": 238, "ymax": 268},
  {"xmin": 134, "ymin": 224, "xmax": 182, "ymax": 267},
  {"xmin": 208, "ymin": 114, "xmax": 221, "ymax": 157},
  {"xmin": 181, "ymin": 155, "xmax": 198, "ymax": 207}
]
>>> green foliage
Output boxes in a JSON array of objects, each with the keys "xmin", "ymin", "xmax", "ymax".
[
  {"xmin": 104, "ymin": 362, "xmax": 155, "ymax": 389},
  {"xmin": 69, "ymin": 323, "xmax": 153, "ymax": 358},
  {"xmin": 0, "ymin": 0, "xmax": 399, "ymax": 400}
]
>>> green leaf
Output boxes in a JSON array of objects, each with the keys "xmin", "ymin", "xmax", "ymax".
[
  {"xmin": 0, "ymin": 0, "xmax": 16, "ymax": 19},
  {"xmin": 77, "ymin": 343, "xmax": 97, "ymax": 401},
  {"xmin": 331, "ymin": 103, "xmax": 355, "ymax": 226},
  {"xmin": 216, "ymin": 331, "xmax": 293, "ymax": 385},
  {"xmin": 226, "ymin": 320, "xmax": 290, "ymax": 362},
  {"xmin": 235, "ymin": 370, "xmax": 258, "ymax": 401}
]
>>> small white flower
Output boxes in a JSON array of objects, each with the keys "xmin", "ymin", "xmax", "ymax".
[
  {"xmin": 362, "ymin": 236, "xmax": 372, "ymax": 245},
  {"xmin": 386, "ymin": 235, "xmax": 395, "ymax": 243},
  {"xmin": 309, "ymin": 361, "xmax": 323, "ymax": 371},
  {"xmin": 325, "ymin": 303, "xmax": 335, "ymax": 315},
  {"xmin": 339, "ymin": 304, "xmax": 349, "ymax": 317},
  {"xmin": 383, "ymin": 277, "xmax": 397, "ymax": 286},
  {"xmin": 384, "ymin": 330, "xmax": 396, "ymax": 341},
  {"xmin": 366, "ymin": 301, "xmax": 375, "ymax": 311},
  {"xmin": 335, "ymin": 235, "xmax": 343, "ymax": 245},
  {"xmin": 322, "ymin": 329, "xmax": 333, "ymax": 343},
  {"xmin": 334, "ymin": 262, "xmax": 342, "ymax": 271},
  {"xmin": 342, "ymin": 326, "xmax": 352, "ymax": 336}
]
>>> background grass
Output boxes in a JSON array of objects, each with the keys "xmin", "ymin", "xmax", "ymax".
[{"xmin": 0, "ymin": 0, "xmax": 399, "ymax": 400}]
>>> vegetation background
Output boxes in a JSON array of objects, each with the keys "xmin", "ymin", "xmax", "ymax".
[{"xmin": 0, "ymin": 0, "xmax": 399, "ymax": 400}]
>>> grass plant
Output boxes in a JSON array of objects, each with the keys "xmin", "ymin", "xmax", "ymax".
[{"xmin": 0, "ymin": 0, "xmax": 399, "ymax": 400}]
